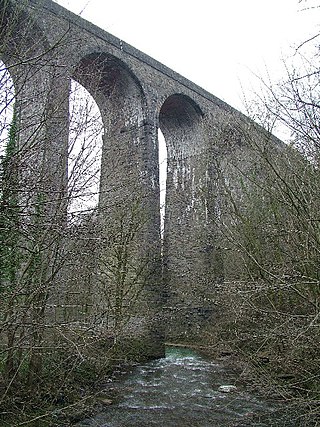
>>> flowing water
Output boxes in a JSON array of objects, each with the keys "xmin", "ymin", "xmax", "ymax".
[{"xmin": 77, "ymin": 346, "xmax": 284, "ymax": 427}]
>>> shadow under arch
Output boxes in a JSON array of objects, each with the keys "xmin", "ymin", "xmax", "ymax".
[
  {"xmin": 160, "ymin": 94, "xmax": 203, "ymax": 132},
  {"xmin": 158, "ymin": 93, "xmax": 210, "ymax": 340},
  {"xmin": 72, "ymin": 52, "xmax": 146, "ymax": 127}
]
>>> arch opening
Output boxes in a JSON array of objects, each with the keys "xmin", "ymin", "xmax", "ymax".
[
  {"xmin": 72, "ymin": 53, "xmax": 146, "ymax": 213},
  {"xmin": 159, "ymin": 93, "xmax": 203, "ymax": 235},
  {"xmin": 68, "ymin": 79, "xmax": 103, "ymax": 220},
  {"xmin": 158, "ymin": 128, "xmax": 167, "ymax": 239},
  {"xmin": 72, "ymin": 53, "xmax": 145, "ymax": 129},
  {"xmin": 0, "ymin": 60, "xmax": 15, "ymax": 157},
  {"xmin": 159, "ymin": 93, "xmax": 207, "ymax": 340}
]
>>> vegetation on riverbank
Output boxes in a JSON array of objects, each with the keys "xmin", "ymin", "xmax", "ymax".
[
  {"xmin": 205, "ymin": 22, "xmax": 320, "ymax": 425},
  {"xmin": 0, "ymin": 334, "xmax": 151, "ymax": 426},
  {"xmin": 197, "ymin": 280, "xmax": 319, "ymax": 426}
]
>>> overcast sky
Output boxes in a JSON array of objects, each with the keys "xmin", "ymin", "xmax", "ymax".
[{"xmin": 53, "ymin": 0, "xmax": 320, "ymax": 113}]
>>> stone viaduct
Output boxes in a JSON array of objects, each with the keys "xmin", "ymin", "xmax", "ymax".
[{"xmin": 1, "ymin": 0, "xmax": 269, "ymax": 358}]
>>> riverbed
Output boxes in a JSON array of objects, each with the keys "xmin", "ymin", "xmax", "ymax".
[{"xmin": 76, "ymin": 346, "xmax": 285, "ymax": 427}]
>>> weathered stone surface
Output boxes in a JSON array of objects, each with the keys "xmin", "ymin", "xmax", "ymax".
[{"xmin": 1, "ymin": 0, "xmax": 279, "ymax": 357}]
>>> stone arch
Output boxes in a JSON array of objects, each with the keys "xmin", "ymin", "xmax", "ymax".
[
  {"xmin": 70, "ymin": 52, "xmax": 164, "ymax": 358},
  {"xmin": 0, "ymin": 0, "xmax": 50, "ymax": 86},
  {"xmin": 159, "ymin": 93, "xmax": 210, "ymax": 339},
  {"xmin": 0, "ymin": 0, "xmax": 68, "ymax": 213},
  {"xmin": 71, "ymin": 52, "xmax": 147, "ymax": 211},
  {"xmin": 159, "ymin": 93, "xmax": 204, "ymax": 229},
  {"xmin": 0, "ymin": 0, "xmax": 51, "ymax": 135},
  {"xmin": 71, "ymin": 52, "xmax": 146, "ymax": 127},
  {"xmin": 159, "ymin": 94, "xmax": 203, "ymax": 140}
]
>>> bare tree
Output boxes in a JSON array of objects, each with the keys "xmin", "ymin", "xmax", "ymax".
[
  {"xmin": 96, "ymin": 199, "xmax": 151, "ymax": 339},
  {"xmin": 205, "ymin": 28, "xmax": 320, "ymax": 425}
]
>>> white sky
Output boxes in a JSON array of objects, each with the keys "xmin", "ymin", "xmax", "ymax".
[{"xmin": 53, "ymin": 0, "xmax": 320, "ymax": 112}]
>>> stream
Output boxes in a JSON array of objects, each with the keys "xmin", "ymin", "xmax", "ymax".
[{"xmin": 77, "ymin": 346, "xmax": 286, "ymax": 427}]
